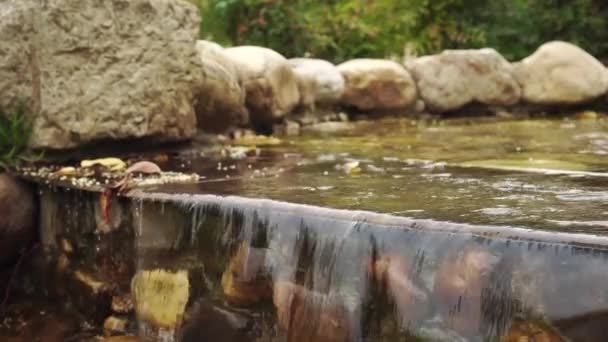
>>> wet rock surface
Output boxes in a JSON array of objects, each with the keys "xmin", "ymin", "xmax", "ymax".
[
  {"xmin": 179, "ymin": 299, "xmax": 254, "ymax": 342},
  {"xmin": 372, "ymin": 255, "xmax": 431, "ymax": 327},
  {"xmin": 0, "ymin": 174, "xmax": 36, "ymax": 266},
  {"xmin": 221, "ymin": 243, "xmax": 272, "ymax": 306},
  {"xmin": 103, "ymin": 315, "xmax": 129, "ymax": 336},
  {"xmin": 195, "ymin": 40, "xmax": 248, "ymax": 132},
  {"xmin": 273, "ymin": 281, "xmax": 356, "ymax": 342},
  {"xmin": 0, "ymin": 310, "xmax": 82, "ymax": 342},
  {"xmin": 131, "ymin": 269, "xmax": 190, "ymax": 330},
  {"xmin": 0, "ymin": 0, "xmax": 203, "ymax": 149},
  {"xmin": 501, "ymin": 320, "xmax": 566, "ymax": 342}
]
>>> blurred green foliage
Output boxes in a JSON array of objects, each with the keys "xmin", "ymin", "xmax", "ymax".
[
  {"xmin": 189, "ymin": 0, "xmax": 608, "ymax": 62},
  {"xmin": 0, "ymin": 102, "xmax": 36, "ymax": 171}
]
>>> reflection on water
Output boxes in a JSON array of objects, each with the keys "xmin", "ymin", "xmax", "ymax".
[{"xmin": 144, "ymin": 117, "xmax": 608, "ymax": 235}]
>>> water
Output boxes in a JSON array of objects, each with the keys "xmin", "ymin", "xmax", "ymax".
[
  {"xmin": 127, "ymin": 191, "xmax": 608, "ymax": 341},
  {"xmin": 5, "ymin": 116, "xmax": 608, "ymax": 341},
  {"xmin": 150, "ymin": 117, "xmax": 608, "ymax": 234},
  {"xmin": 127, "ymin": 116, "xmax": 608, "ymax": 340}
]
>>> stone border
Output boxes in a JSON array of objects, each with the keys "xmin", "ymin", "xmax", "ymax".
[{"xmin": 195, "ymin": 40, "xmax": 608, "ymax": 135}]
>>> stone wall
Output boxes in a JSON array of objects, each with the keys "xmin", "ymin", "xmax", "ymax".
[{"xmin": 204, "ymin": 40, "xmax": 608, "ymax": 132}]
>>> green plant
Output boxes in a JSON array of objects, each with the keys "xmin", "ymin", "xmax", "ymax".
[
  {"xmin": 0, "ymin": 102, "xmax": 36, "ymax": 171},
  {"xmin": 198, "ymin": 0, "xmax": 608, "ymax": 63}
]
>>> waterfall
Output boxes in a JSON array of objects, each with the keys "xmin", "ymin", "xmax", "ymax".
[{"xmin": 124, "ymin": 190, "xmax": 608, "ymax": 341}]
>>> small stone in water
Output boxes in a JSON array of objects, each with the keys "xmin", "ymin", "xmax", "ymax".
[
  {"xmin": 501, "ymin": 320, "xmax": 566, "ymax": 342},
  {"xmin": 61, "ymin": 239, "xmax": 74, "ymax": 254},
  {"xmin": 112, "ymin": 294, "xmax": 134, "ymax": 314},
  {"xmin": 336, "ymin": 161, "xmax": 361, "ymax": 174},
  {"xmin": 103, "ymin": 316, "xmax": 129, "ymax": 335},
  {"xmin": 56, "ymin": 166, "xmax": 77, "ymax": 177},
  {"xmin": 366, "ymin": 164, "xmax": 385, "ymax": 173},
  {"xmin": 575, "ymin": 110, "xmax": 599, "ymax": 120},
  {"xmin": 81, "ymin": 158, "xmax": 126, "ymax": 171},
  {"xmin": 125, "ymin": 161, "xmax": 161, "ymax": 175}
]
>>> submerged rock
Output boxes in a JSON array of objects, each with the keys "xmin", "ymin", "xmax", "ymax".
[
  {"xmin": 103, "ymin": 315, "xmax": 129, "ymax": 335},
  {"xmin": 179, "ymin": 299, "xmax": 254, "ymax": 342},
  {"xmin": 338, "ymin": 59, "xmax": 418, "ymax": 112},
  {"xmin": 0, "ymin": 174, "xmax": 36, "ymax": 266},
  {"xmin": 273, "ymin": 281, "xmax": 357, "ymax": 342},
  {"xmin": 433, "ymin": 245, "xmax": 500, "ymax": 336},
  {"xmin": 195, "ymin": 40, "xmax": 248, "ymax": 132},
  {"xmin": 408, "ymin": 49, "xmax": 521, "ymax": 112},
  {"xmin": 221, "ymin": 243, "xmax": 272, "ymax": 306},
  {"xmin": 223, "ymin": 46, "xmax": 300, "ymax": 128},
  {"xmin": 0, "ymin": 0, "xmax": 203, "ymax": 149},
  {"xmin": 289, "ymin": 58, "xmax": 346, "ymax": 106},
  {"xmin": 301, "ymin": 121, "xmax": 354, "ymax": 134},
  {"xmin": 70, "ymin": 269, "xmax": 115, "ymax": 321},
  {"xmin": 514, "ymin": 41, "xmax": 608, "ymax": 104},
  {"xmin": 131, "ymin": 269, "xmax": 190, "ymax": 330},
  {"xmin": 112, "ymin": 294, "xmax": 134, "ymax": 314},
  {"xmin": 372, "ymin": 255, "xmax": 431, "ymax": 327},
  {"xmin": 501, "ymin": 320, "xmax": 566, "ymax": 342},
  {"xmin": 555, "ymin": 310, "xmax": 608, "ymax": 342}
]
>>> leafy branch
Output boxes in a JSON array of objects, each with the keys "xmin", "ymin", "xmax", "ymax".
[{"xmin": 0, "ymin": 101, "xmax": 38, "ymax": 172}]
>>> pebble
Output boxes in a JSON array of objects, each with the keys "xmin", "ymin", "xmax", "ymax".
[{"xmin": 103, "ymin": 316, "xmax": 129, "ymax": 335}]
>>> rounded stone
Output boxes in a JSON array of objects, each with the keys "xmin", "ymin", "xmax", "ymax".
[
  {"xmin": 223, "ymin": 46, "xmax": 300, "ymax": 128},
  {"xmin": 288, "ymin": 58, "xmax": 346, "ymax": 106},
  {"xmin": 0, "ymin": 174, "xmax": 36, "ymax": 266},
  {"xmin": 408, "ymin": 49, "xmax": 521, "ymax": 112},
  {"xmin": 514, "ymin": 41, "xmax": 608, "ymax": 104},
  {"xmin": 338, "ymin": 59, "xmax": 418, "ymax": 112}
]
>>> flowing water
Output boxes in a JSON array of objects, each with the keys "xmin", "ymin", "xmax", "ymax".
[
  {"xmin": 3, "ymin": 116, "xmax": 608, "ymax": 341},
  {"xmin": 151, "ymin": 117, "xmax": 608, "ymax": 234},
  {"xmin": 129, "ymin": 191, "xmax": 608, "ymax": 341}
]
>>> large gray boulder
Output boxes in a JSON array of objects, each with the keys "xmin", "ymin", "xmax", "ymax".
[
  {"xmin": 408, "ymin": 49, "xmax": 521, "ymax": 112},
  {"xmin": 288, "ymin": 58, "xmax": 345, "ymax": 107},
  {"xmin": 514, "ymin": 41, "xmax": 608, "ymax": 104},
  {"xmin": 0, "ymin": 0, "xmax": 203, "ymax": 150},
  {"xmin": 337, "ymin": 59, "xmax": 418, "ymax": 112},
  {"xmin": 223, "ymin": 46, "xmax": 300, "ymax": 128},
  {"xmin": 0, "ymin": 174, "xmax": 36, "ymax": 266},
  {"xmin": 195, "ymin": 40, "xmax": 248, "ymax": 132}
]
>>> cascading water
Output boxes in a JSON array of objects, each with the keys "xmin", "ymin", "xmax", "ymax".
[{"xmin": 128, "ymin": 191, "xmax": 608, "ymax": 342}]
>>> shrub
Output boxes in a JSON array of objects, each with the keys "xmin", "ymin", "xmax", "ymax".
[
  {"xmin": 197, "ymin": 0, "xmax": 608, "ymax": 62},
  {"xmin": 0, "ymin": 102, "xmax": 35, "ymax": 171}
]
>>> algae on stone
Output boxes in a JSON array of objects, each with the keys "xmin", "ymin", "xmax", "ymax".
[{"xmin": 131, "ymin": 269, "xmax": 190, "ymax": 329}]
